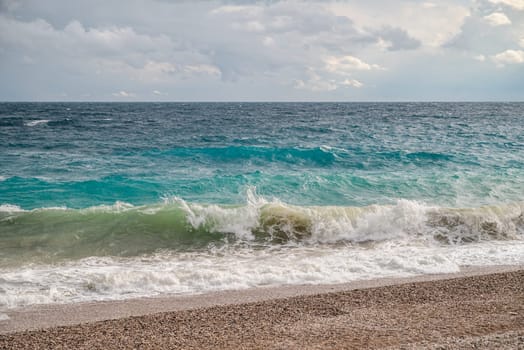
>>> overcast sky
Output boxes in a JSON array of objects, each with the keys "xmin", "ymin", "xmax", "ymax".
[{"xmin": 1, "ymin": 0, "xmax": 523, "ymax": 101}]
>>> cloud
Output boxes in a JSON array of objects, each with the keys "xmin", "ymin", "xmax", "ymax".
[
  {"xmin": 422, "ymin": 2, "xmax": 438, "ymax": 9},
  {"xmin": 0, "ymin": 0, "xmax": 522, "ymax": 101},
  {"xmin": 473, "ymin": 54, "xmax": 486, "ymax": 61},
  {"xmin": 294, "ymin": 67, "xmax": 365, "ymax": 92},
  {"xmin": 488, "ymin": 0, "xmax": 524, "ymax": 10},
  {"xmin": 492, "ymin": 49, "xmax": 524, "ymax": 65},
  {"xmin": 210, "ymin": 5, "xmax": 262, "ymax": 16},
  {"xmin": 324, "ymin": 55, "xmax": 381, "ymax": 75},
  {"xmin": 112, "ymin": 90, "xmax": 135, "ymax": 97},
  {"xmin": 374, "ymin": 26, "xmax": 421, "ymax": 51},
  {"xmin": 0, "ymin": 16, "xmax": 174, "ymax": 57},
  {"xmin": 328, "ymin": 1, "xmax": 469, "ymax": 47},
  {"xmin": 183, "ymin": 64, "xmax": 221, "ymax": 76},
  {"xmin": 294, "ymin": 77, "xmax": 338, "ymax": 92},
  {"xmin": 483, "ymin": 12, "xmax": 512, "ymax": 26},
  {"xmin": 138, "ymin": 61, "xmax": 177, "ymax": 80},
  {"xmin": 444, "ymin": 1, "xmax": 524, "ymax": 55},
  {"xmin": 198, "ymin": 1, "xmax": 384, "ymax": 88},
  {"xmin": 340, "ymin": 79, "xmax": 363, "ymax": 88},
  {"xmin": 0, "ymin": 14, "xmax": 222, "ymax": 85},
  {"xmin": 0, "ymin": 16, "xmax": 173, "ymax": 65}
]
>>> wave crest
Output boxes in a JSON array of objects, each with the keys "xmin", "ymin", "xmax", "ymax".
[{"xmin": 1, "ymin": 191, "xmax": 522, "ymax": 266}]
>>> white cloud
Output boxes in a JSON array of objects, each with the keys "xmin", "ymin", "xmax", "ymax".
[
  {"xmin": 152, "ymin": 90, "xmax": 166, "ymax": 96},
  {"xmin": 294, "ymin": 67, "xmax": 366, "ymax": 91},
  {"xmin": 183, "ymin": 64, "xmax": 221, "ymax": 76},
  {"xmin": 140, "ymin": 61, "xmax": 177, "ymax": 80},
  {"xmin": 374, "ymin": 26, "xmax": 421, "ymax": 51},
  {"xmin": 340, "ymin": 79, "xmax": 364, "ymax": 88},
  {"xmin": 327, "ymin": 1, "xmax": 470, "ymax": 47},
  {"xmin": 0, "ymin": 0, "xmax": 522, "ymax": 101},
  {"xmin": 473, "ymin": 54, "xmax": 486, "ymax": 61},
  {"xmin": 294, "ymin": 65, "xmax": 365, "ymax": 91},
  {"xmin": 96, "ymin": 59, "xmax": 220, "ymax": 83},
  {"xmin": 112, "ymin": 90, "xmax": 135, "ymax": 97},
  {"xmin": 489, "ymin": 0, "xmax": 524, "ymax": 10},
  {"xmin": 294, "ymin": 77, "xmax": 338, "ymax": 92},
  {"xmin": 0, "ymin": 15, "xmax": 221, "ymax": 85},
  {"xmin": 483, "ymin": 12, "xmax": 512, "ymax": 26},
  {"xmin": 445, "ymin": 2, "xmax": 524, "ymax": 54},
  {"xmin": 324, "ymin": 55, "xmax": 381, "ymax": 75},
  {"xmin": 0, "ymin": 16, "xmax": 174, "ymax": 60},
  {"xmin": 210, "ymin": 5, "xmax": 262, "ymax": 16},
  {"xmin": 295, "ymin": 80, "xmax": 338, "ymax": 92},
  {"xmin": 422, "ymin": 3, "xmax": 438, "ymax": 9},
  {"xmin": 492, "ymin": 49, "xmax": 524, "ymax": 65},
  {"xmin": 63, "ymin": 20, "xmax": 175, "ymax": 56},
  {"xmin": 0, "ymin": 16, "xmax": 57, "ymax": 48}
]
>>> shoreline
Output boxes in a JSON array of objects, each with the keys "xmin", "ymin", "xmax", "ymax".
[
  {"xmin": 0, "ymin": 265, "xmax": 520, "ymax": 334},
  {"xmin": 0, "ymin": 264, "xmax": 523, "ymax": 348}
]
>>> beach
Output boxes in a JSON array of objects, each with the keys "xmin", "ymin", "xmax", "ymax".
[
  {"xmin": 2, "ymin": 0, "xmax": 524, "ymax": 347},
  {"xmin": 1, "ymin": 266, "xmax": 522, "ymax": 349}
]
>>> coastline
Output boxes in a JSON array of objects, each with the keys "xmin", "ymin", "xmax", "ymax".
[{"xmin": 1, "ymin": 265, "xmax": 523, "ymax": 348}]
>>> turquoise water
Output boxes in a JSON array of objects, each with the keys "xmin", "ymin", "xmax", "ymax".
[
  {"xmin": 0, "ymin": 102, "xmax": 523, "ymax": 310},
  {"xmin": 1, "ymin": 102, "xmax": 523, "ymax": 209}
]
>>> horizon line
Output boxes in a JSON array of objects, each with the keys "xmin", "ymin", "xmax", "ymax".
[{"xmin": 1, "ymin": 100, "xmax": 523, "ymax": 103}]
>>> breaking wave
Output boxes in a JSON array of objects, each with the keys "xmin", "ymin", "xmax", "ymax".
[{"xmin": 1, "ymin": 191, "xmax": 522, "ymax": 267}]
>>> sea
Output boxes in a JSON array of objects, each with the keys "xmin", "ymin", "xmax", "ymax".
[{"xmin": 0, "ymin": 102, "xmax": 523, "ymax": 315}]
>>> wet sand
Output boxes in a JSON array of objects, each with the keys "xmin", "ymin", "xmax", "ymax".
[{"xmin": 1, "ymin": 266, "xmax": 523, "ymax": 349}]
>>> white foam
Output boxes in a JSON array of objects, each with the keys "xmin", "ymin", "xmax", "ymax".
[
  {"xmin": 0, "ymin": 239, "xmax": 522, "ymax": 311},
  {"xmin": 83, "ymin": 201, "xmax": 135, "ymax": 213},
  {"xmin": 176, "ymin": 190, "xmax": 266, "ymax": 240},
  {"xmin": 0, "ymin": 192, "xmax": 522, "ymax": 310},
  {"xmin": 0, "ymin": 204, "xmax": 25, "ymax": 213},
  {"xmin": 25, "ymin": 119, "xmax": 50, "ymax": 127},
  {"xmin": 169, "ymin": 191, "xmax": 523, "ymax": 244},
  {"xmin": 0, "ymin": 313, "xmax": 9, "ymax": 321},
  {"xmin": 309, "ymin": 199, "xmax": 430, "ymax": 243}
]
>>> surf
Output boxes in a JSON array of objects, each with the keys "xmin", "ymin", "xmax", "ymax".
[{"xmin": 1, "ymin": 191, "xmax": 522, "ymax": 268}]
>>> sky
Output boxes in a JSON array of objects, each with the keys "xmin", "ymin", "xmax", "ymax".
[{"xmin": 0, "ymin": 0, "xmax": 523, "ymax": 101}]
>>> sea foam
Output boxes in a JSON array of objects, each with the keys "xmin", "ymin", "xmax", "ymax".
[
  {"xmin": 24, "ymin": 119, "xmax": 50, "ymax": 127},
  {"xmin": 0, "ymin": 240, "xmax": 522, "ymax": 310}
]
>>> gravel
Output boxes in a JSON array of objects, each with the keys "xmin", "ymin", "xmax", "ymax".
[{"xmin": 0, "ymin": 270, "xmax": 522, "ymax": 349}]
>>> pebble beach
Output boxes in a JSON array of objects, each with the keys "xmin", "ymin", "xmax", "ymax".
[{"xmin": 1, "ymin": 267, "xmax": 522, "ymax": 349}]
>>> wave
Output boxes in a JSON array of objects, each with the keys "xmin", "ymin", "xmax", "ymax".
[
  {"xmin": 140, "ymin": 146, "xmax": 459, "ymax": 168},
  {"xmin": 0, "ymin": 118, "xmax": 75, "ymax": 128},
  {"xmin": 144, "ymin": 146, "xmax": 338, "ymax": 166},
  {"xmin": 1, "ymin": 192, "xmax": 522, "ymax": 267},
  {"xmin": 24, "ymin": 119, "xmax": 50, "ymax": 127}
]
